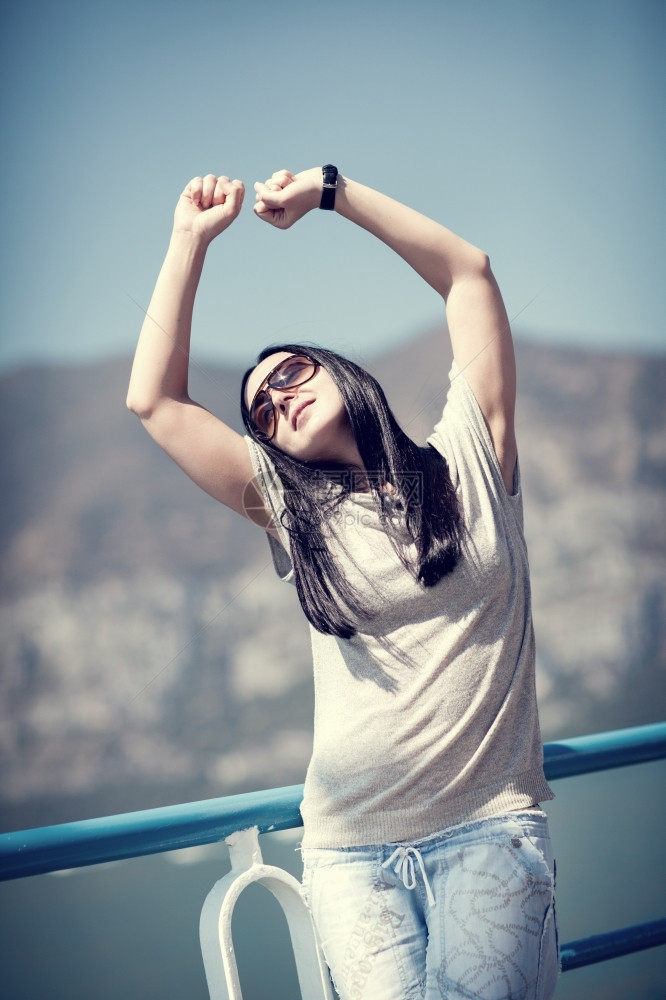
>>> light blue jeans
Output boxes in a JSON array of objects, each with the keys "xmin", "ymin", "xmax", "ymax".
[{"xmin": 301, "ymin": 811, "xmax": 559, "ymax": 1000}]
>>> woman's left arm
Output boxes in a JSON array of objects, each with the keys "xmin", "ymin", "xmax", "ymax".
[{"xmin": 254, "ymin": 169, "xmax": 516, "ymax": 491}]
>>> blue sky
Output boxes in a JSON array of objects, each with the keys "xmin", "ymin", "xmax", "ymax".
[{"xmin": 1, "ymin": 0, "xmax": 664, "ymax": 373}]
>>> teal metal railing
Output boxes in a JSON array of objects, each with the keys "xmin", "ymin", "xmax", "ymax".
[{"xmin": 2, "ymin": 721, "xmax": 665, "ymax": 974}]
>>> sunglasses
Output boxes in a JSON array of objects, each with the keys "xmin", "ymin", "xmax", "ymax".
[{"xmin": 249, "ymin": 354, "xmax": 319, "ymax": 441}]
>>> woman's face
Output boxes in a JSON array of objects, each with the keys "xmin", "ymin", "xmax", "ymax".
[{"xmin": 244, "ymin": 352, "xmax": 362, "ymax": 466}]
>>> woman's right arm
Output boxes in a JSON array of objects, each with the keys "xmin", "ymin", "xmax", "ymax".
[
  {"xmin": 126, "ymin": 174, "xmax": 271, "ymax": 529},
  {"xmin": 254, "ymin": 168, "xmax": 517, "ymax": 492}
]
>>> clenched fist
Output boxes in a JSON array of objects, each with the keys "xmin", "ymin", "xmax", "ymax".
[
  {"xmin": 173, "ymin": 174, "xmax": 245, "ymax": 245},
  {"xmin": 253, "ymin": 168, "xmax": 323, "ymax": 230}
]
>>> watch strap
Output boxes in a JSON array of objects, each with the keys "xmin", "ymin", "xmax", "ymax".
[{"xmin": 320, "ymin": 164, "xmax": 338, "ymax": 210}]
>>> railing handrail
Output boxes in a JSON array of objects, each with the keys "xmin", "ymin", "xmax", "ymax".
[
  {"xmin": 560, "ymin": 917, "xmax": 666, "ymax": 972},
  {"xmin": 1, "ymin": 721, "xmax": 665, "ymax": 882},
  {"xmin": 541, "ymin": 720, "xmax": 666, "ymax": 778}
]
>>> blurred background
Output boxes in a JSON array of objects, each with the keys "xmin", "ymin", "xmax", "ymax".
[
  {"xmin": 1, "ymin": 0, "xmax": 664, "ymax": 997},
  {"xmin": 1, "ymin": 0, "xmax": 664, "ymax": 369}
]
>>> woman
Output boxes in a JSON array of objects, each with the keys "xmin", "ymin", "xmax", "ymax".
[{"xmin": 127, "ymin": 166, "xmax": 559, "ymax": 999}]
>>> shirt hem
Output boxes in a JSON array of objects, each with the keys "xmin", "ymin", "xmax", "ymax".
[{"xmin": 300, "ymin": 768, "xmax": 555, "ymax": 849}]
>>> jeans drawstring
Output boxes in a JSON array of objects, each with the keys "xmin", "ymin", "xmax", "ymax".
[{"xmin": 382, "ymin": 845, "xmax": 436, "ymax": 906}]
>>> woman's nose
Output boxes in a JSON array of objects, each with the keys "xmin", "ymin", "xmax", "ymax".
[{"xmin": 271, "ymin": 385, "xmax": 298, "ymax": 410}]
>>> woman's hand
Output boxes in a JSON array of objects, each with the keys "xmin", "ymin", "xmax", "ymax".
[
  {"xmin": 253, "ymin": 168, "xmax": 322, "ymax": 229},
  {"xmin": 173, "ymin": 174, "xmax": 245, "ymax": 245}
]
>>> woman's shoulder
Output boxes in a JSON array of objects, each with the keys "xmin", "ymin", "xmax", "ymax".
[{"xmin": 427, "ymin": 365, "xmax": 520, "ymax": 506}]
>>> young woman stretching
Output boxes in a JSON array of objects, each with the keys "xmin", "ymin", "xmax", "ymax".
[{"xmin": 127, "ymin": 165, "xmax": 559, "ymax": 999}]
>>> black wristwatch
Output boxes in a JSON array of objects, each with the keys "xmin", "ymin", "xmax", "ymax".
[{"xmin": 320, "ymin": 164, "xmax": 338, "ymax": 210}]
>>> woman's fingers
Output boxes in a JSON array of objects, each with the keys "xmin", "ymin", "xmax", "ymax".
[
  {"xmin": 254, "ymin": 180, "xmax": 271, "ymax": 199},
  {"xmin": 181, "ymin": 168, "xmax": 302, "ymax": 232},
  {"xmin": 200, "ymin": 173, "xmax": 223, "ymax": 208},
  {"xmin": 252, "ymin": 169, "xmax": 317, "ymax": 229},
  {"xmin": 182, "ymin": 174, "xmax": 244, "ymax": 210},
  {"xmin": 271, "ymin": 169, "xmax": 296, "ymax": 187},
  {"xmin": 188, "ymin": 170, "xmax": 294, "ymax": 212},
  {"xmin": 253, "ymin": 196, "xmax": 280, "ymax": 222},
  {"xmin": 175, "ymin": 175, "xmax": 245, "ymax": 243},
  {"xmin": 258, "ymin": 169, "xmax": 296, "ymax": 192},
  {"xmin": 253, "ymin": 175, "xmax": 292, "ymax": 203},
  {"xmin": 253, "ymin": 182, "xmax": 281, "ymax": 212},
  {"xmin": 213, "ymin": 175, "xmax": 241, "ymax": 205},
  {"xmin": 185, "ymin": 171, "xmax": 293, "ymax": 211},
  {"xmin": 213, "ymin": 176, "xmax": 228, "ymax": 205},
  {"xmin": 223, "ymin": 179, "xmax": 246, "ymax": 217},
  {"xmin": 183, "ymin": 175, "xmax": 204, "ymax": 205}
]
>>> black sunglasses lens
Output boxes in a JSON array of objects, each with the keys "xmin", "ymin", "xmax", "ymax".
[
  {"xmin": 271, "ymin": 356, "xmax": 315, "ymax": 389},
  {"xmin": 251, "ymin": 389, "xmax": 274, "ymax": 439}
]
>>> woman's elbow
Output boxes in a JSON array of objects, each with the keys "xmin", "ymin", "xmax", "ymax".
[
  {"xmin": 445, "ymin": 247, "xmax": 493, "ymax": 298},
  {"xmin": 126, "ymin": 391, "xmax": 150, "ymax": 419},
  {"xmin": 126, "ymin": 389, "xmax": 164, "ymax": 423},
  {"xmin": 468, "ymin": 246, "xmax": 493, "ymax": 279}
]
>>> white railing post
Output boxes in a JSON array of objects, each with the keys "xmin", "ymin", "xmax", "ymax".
[{"xmin": 199, "ymin": 826, "xmax": 334, "ymax": 1000}]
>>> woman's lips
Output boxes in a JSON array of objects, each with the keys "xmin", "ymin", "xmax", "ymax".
[{"xmin": 292, "ymin": 398, "xmax": 313, "ymax": 429}]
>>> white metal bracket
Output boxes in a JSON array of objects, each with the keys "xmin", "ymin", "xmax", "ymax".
[{"xmin": 199, "ymin": 826, "xmax": 334, "ymax": 999}]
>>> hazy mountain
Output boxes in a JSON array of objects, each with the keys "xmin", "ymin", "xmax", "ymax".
[{"xmin": 1, "ymin": 333, "xmax": 664, "ymax": 830}]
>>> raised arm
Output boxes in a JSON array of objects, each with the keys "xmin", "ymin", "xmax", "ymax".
[
  {"xmin": 127, "ymin": 175, "xmax": 271, "ymax": 528},
  {"xmin": 254, "ymin": 169, "xmax": 517, "ymax": 491}
]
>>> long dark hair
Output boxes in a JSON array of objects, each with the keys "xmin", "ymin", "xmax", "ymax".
[{"xmin": 241, "ymin": 344, "xmax": 462, "ymax": 638}]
